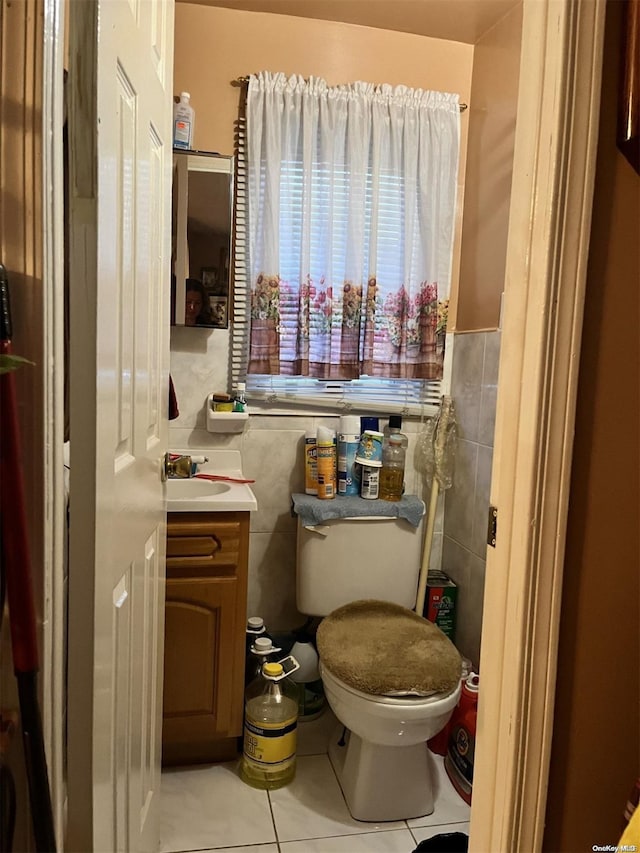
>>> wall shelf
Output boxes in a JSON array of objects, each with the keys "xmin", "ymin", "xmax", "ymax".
[{"xmin": 206, "ymin": 395, "xmax": 249, "ymax": 433}]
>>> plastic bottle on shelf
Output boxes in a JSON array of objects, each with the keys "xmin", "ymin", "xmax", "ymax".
[
  {"xmin": 444, "ymin": 672, "xmax": 479, "ymax": 805},
  {"xmin": 289, "ymin": 638, "xmax": 326, "ymax": 720},
  {"xmin": 360, "ymin": 465, "xmax": 380, "ymax": 499},
  {"xmin": 304, "ymin": 429, "xmax": 318, "ymax": 495},
  {"xmin": 245, "ymin": 636, "xmax": 282, "ymax": 687},
  {"xmin": 316, "ymin": 426, "xmax": 336, "ymax": 500},
  {"xmin": 240, "ymin": 662, "xmax": 299, "ymax": 790},
  {"xmin": 173, "ymin": 92, "xmax": 195, "ymax": 150},
  {"xmin": 379, "ymin": 434, "xmax": 405, "ymax": 501},
  {"xmin": 233, "ymin": 382, "xmax": 247, "ymax": 412},
  {"xmin": 360, "ymin": 416, "xmax": 379, "ymax": 433},
  {"xmin": 383, "ymin": 414, "xmax": 408, "ymax": 449},
  {"xmin": 337, "ymin": 415, "xmax": 361, "ymax": 496}
]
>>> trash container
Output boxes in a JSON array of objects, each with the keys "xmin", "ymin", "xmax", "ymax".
[{"xmin": 412, "ymin": 831, "xmax": 469, "ymax": 852}]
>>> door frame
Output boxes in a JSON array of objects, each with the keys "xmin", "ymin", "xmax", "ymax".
[
  {"xmin": 471, "ymin": 1, "xmax": 606, "ymax": 850},
  {"xmin": 35, "ymin": 0, "xmax": 605, "ymax": 850}
]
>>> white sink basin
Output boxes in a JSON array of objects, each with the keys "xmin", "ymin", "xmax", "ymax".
[
  {"xmin": 165, "ymin": 450, "xmax": 257, "ymax": 513},
  {"xmin": 166, "ymin": 479, "xmax": 231, "ymax": 499}
]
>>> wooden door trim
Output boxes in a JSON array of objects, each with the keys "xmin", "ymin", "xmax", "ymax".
[
  {"xmin": 471, "ymin": 1, "xmax": 606, "ymax": 850},
  {"xmin": 1, "ymin": 0, "xmax": 65, "ymax": 845}
]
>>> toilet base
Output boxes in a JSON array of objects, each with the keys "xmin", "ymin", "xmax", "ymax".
[{"xmin": 328, "ymin": 724, "xmax": 435, "ymax": 822}]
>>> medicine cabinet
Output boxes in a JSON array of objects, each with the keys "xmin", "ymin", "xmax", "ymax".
[{"xmin": 171, "ymin": 150, "xmax": 233, "ymax": 328}]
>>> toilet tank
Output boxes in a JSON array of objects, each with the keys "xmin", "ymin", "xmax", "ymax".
[{"xmin": 296, "ymin": 514, "xmax": 425, "ymax": 616}]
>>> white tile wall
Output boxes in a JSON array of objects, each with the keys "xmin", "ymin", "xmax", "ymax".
[
  {"xmin": 169, "ymin": 345, "xmax": 446, "ymax": 631},
  {"xmin": 169, "ymin": 332, "xmax": 499, "ymax": 642}
]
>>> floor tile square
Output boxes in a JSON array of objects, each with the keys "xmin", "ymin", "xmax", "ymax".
[
  {"xmin": 281, "ymin": 828, "xmax": 416, "ymax": 852},
  {"xmin": 160, "ymin": 762, "xmax": 276, "ymax": 852},
  {"xmin": 269, "ymin": 754, "xmax": 406, "ymax": 843},
  {"xmin": 406, "ymin": 754, "xmax": 470, "ymax": 828}
]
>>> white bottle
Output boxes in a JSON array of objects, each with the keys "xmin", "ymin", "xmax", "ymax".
[
  {"xmin": 173, "ymin": 92, "xmax": 194, "ymax": 150},
  {"xmin": 289, "ymin": 639, "xmax": 326, "ymax": 720}
]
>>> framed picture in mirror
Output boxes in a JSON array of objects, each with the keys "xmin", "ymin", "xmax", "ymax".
[
  {"xmin": 201, "ymin": 266, "xmax": 219, "ymax": 291},
  {"xmin": 210, "ymin": 296, "xmax": 228, "ymax": 328}
]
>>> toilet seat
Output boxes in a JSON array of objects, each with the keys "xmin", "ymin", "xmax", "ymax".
[
  {"xmin": 316, "ymin": 599, "xmax": 461, "ymax": 697},
  {"xmin": 320, "ymin": 661, "xmax": 460, "ymax": 708}
]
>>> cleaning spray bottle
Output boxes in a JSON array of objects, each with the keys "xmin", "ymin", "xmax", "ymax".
[
  {"xmin": 337, "ymin": 415, "xmax": 361, "ymax": 496},
  {"xmin": 316, "ymin": 426, "xmax": 336, "ymax": 499}
]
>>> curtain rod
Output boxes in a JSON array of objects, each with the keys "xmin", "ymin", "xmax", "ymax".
[{"xmin": 231, "ymin": 76, "xmax": 468, "ymax": 111}]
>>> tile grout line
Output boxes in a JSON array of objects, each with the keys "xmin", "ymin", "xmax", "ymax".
[{"xmin": 266, "ymin": 787, "xmax": 280, "ymax": 850}]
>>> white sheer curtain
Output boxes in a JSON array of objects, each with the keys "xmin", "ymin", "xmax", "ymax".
[{"xmin": 246, "ymin": 71, "xmax": 460, "ymax": 380}]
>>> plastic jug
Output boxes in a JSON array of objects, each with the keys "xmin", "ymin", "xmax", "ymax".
[
  {"xmin": 245, "ymin": 636, "xmax": 282, "ymax": 687},
  {"xmin": 289, "ymin": 639, "xmax": 326, "ymax": 720},
  {"xmin": 240, "ymin": 662, "xmax": 299, "ymax": 790}
]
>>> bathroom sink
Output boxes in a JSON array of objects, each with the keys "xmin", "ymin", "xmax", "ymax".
[
  {"xmin": 166, "ymin": 479, "xmax": 231, "ymax": 498},
  {"xmin": 165, "ymin": 449, "xmax": 257, "ymax": 513}
]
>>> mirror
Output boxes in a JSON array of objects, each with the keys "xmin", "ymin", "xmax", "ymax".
[{"xmin": 171, "ymin": 151, "xmax": 233, "ymax": 328}]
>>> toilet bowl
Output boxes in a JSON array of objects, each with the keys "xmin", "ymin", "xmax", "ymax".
[
  {"xmin": 321, "ymin": 665, "xmax": 461, "ymax": 822},
  {"xmin": 315, "ymin": 600, "xmax": 462, "ymax": 822},
  {"xmin": 320, "ymin": 663, "xmax": 461, "ymax": 748},
  {"xmin": 294, "ymin": 513, "xmax": 462, "ymax": 822}
]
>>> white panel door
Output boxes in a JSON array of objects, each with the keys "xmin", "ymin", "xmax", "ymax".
[{"xmin": 67, "ymin": 1, "xmax": 174, "ymax": 851}]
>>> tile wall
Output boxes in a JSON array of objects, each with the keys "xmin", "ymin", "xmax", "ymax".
[
  {"xmin": 442, "ymin": 330, "xmax": 500, "ymax": 668},
  {"xmin": 169, "ymin": 326, "xmax": 446, "ymax": 633}
]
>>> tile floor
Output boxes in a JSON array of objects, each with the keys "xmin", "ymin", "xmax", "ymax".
[{"xmin": 160, "ymin": 710, "xmax": 470, "ymax": 853}]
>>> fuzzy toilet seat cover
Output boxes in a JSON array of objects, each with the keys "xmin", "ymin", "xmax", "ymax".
[{"xmin": 316, "ymin": 599, "xmax": 462, "ymax": 697}]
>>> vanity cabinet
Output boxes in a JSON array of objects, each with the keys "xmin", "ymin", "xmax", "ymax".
[{"xmin": 162, "ymin": 511, "xmax": 249, "ymax": 765}]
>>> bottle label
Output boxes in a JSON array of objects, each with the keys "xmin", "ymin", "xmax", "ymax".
[
  {"xmin": 316, "ymin": 444, "xmax": 336, "ymax": 499},
  {"xmin": 304, "ymin": 437, "xmax": 318, "ymax": 495},
  {"xmin": 174, "ymin": 118, "xmax": 191, "ymax": 148},
  {"xmin": 243, "ymin": 712, "xmax": 297, "ymax": 767},
  {"xmin": 337, "ymin": 438, "xmax": 360, "ymax": 495},
  {"xmin": 448, "ymin": 723, "xmax": 475, "ymax": 786},
  {"xmin": 360, "ymin": 466, "xmax": 379, "ymax": 499}
]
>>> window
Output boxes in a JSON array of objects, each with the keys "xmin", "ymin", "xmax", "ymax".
[{"xmin": 232, "ymin": 73, "xmax": 460, "ymax": 415}]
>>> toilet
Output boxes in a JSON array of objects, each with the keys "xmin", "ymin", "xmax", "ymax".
[{"xmin": 296, "ymin": 515, "xmax": 462, "ymax": 822}]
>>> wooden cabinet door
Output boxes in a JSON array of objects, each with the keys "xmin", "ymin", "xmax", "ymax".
[
  {"xmin": 162, "ymin": 512, "xmax": 250, "ymax": 765},
  {"xmin": 162, "ymin": 577, "xmax": 239, "ymax": 763}
]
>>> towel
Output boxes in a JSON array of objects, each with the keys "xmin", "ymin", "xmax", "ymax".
[
  {"xmin": 291, "ymin": 493, "xmax": 425, "ymax": 529},
  {"xmin": 168, "ymin": 375, "xmax": 179, "ymax": 420}
]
